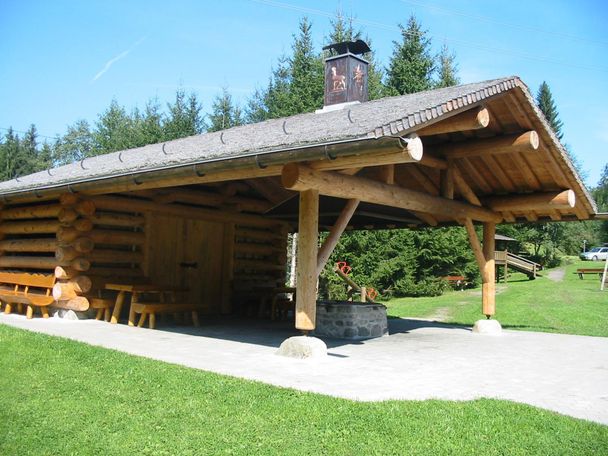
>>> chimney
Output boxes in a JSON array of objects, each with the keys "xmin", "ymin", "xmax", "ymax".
[{"xmin": 321, "ymin": 40, "xmax": 370, "ymax": 109}]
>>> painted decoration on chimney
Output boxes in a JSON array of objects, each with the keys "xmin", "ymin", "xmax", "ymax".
[{"xmin": 324, "ymin": 54, "xmax": 369, "ymax": 106}]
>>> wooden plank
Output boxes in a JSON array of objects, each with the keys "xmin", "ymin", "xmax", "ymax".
[{"xmin": 295, "ymin": 189, "xmax": 319, "ymax": 331}]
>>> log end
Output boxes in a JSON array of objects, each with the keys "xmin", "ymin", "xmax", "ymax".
[
  {"xmin": 281, "ymin": 163, "xmax": 301, "ymax": 189},
  {"xmin": 529, "ymin": 130, "xmax": 539, "ymax": 150},
  {"xmin": 404, "ymin": 134, "xmax": 423, "ymax": 161},
  {"xmin": 476, "ymin": 107, "xmax": 490, "ymax": 128}
]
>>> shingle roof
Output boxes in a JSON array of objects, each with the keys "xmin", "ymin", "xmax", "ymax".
[{"xmin": 0, "ymin": 76, "xmax": 521, "ymax": 196}]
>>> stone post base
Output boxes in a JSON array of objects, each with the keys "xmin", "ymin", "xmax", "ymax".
[
  {"xmin": 276, "ymin": 336, "xmax": 327, "ymax": 359},
  {"xmin": 472, "ymin": 319, "xmax": 502, "ymax": 335}
]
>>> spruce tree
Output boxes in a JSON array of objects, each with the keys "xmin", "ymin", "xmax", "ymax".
[
  {"xmin": 163, "ymin": 89, "xmax": 205, "ymax": 141},
  {"xmin": 386, "ymin": 15, "xmax": 435, "ymax": 95},
  {"xmin": 0, "ymin": 128, "xmax": 20, "ymax": 180},
  {"xmin": 436, "ymin": 44, "xmax": 460, "ymax": 88},
  {"xmin": 536, "ymin": 81, "xmax": 564, "ymax": 141},
  {"xmin": 288, "ymin": 17, "xmax": 324, "ymax": 114},
  {"xmin": 208, "ymin": 88, "xmax": 243, "ymax": 132},
  {"xmin": 54, "ymin": 119, "xmax": 94, "ymax": 165},
  {"xmin": 94, "ymin": 99, "xmax": 134, "ymax": 153}
]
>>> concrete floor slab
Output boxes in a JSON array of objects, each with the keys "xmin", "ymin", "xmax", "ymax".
[{"xmin": 1, "ymin": 313, "xmax": 607, "ymax": 425}]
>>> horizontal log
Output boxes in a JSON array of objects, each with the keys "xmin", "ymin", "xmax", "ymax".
[
  {"xmin": 234, "ymin": 243, "xmax": 283, "ymax": 255},
  {"xmin": 483, "ymin": 190, "xmax": 575, "ymax": 212},
  {"xmin": 1, "ymin": 204, "xmax": 62, "ymax": 220},
  {"xmin": 155, "ymin": 189, "xmax": 272, "ymax": 213},
  {"xmin": 0, "ymin": 238, "xmax": 57, "ymax": 253},
  {"xmin": 92, "ymin": 196, "xmax": 285, "ymax": 228},
  {"xmin": 281, "ymin": 164, "xmax": 501, "ymax": 223},
  {"xmin": 53, "ymin": 296, "xmax": 89, "ymax": 312},
  {"xmin": 75, "ymin": 200, "xmax": 96, "ymax": 217},
  {"xmin": 0, "ymin": 220, "xmax": 61, "ymax": 235},
  {"xmin": 71, "ymin": 258, "xmax": 91, "ymax": 271},
  {"xmin": 234, "ymin": 259, "xmax": 286, "ymax": 271},
  {"xmin": 54, "ymin": 266, "xmax": 79, "ymax": 280},
  {"xmin": 88, "ymin": 230, "xmax": 145, "ymax": 246},
  {"xmin": 87, "ymin": 249, "xmax": 144, "ymax": 264},
  {"xmin": 235, "ymin": 228, "xmax": 284, "ymax": 241},
  {"xmin": 72, "ymin": 237, "xmax": 94, "ymax": 253},
  {"xmin": 91, "ymin": 212, "xmax": 146, "ymax": 227},
  {"xmin": 87, "ymin": 267, "xmax": 145, "ymax": 278},
  {"xmin": 439, "ymin": 131, "xmax": 539, "ymax": 159},
  {"xmin": 0, "ymin": 256, "xmax": 87, "ymax": 270},
  {"xmin": 307, "ymin": 136, "xmax": 423, "ymax": 172},
  {"xmin": 417, "ymin": 106, "xmax": 490, "ymax": 136}
]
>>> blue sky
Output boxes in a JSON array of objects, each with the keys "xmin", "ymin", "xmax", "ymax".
[{"xmin": 1, "ymin": 0, "xmax": 606, "ymax": 186}]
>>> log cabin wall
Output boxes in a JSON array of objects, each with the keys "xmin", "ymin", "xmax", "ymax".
[
  {"xmin": 233, "ymin": 224, "xmax": 289, "ymax": 314},
  {"xmin": 0, "ymin": 193, "xmax": 95, "ymax": 311}
]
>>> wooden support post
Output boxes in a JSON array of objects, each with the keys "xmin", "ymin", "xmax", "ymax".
[
  {"xmin": 221, "ymin": 223, "xmax": 235, "ymax": 314},
  {"xmin": 316, "ymin": 199, "xmax": 359, "ymax": 276},
  {"xmin": 295, "ymin": 189, "xmax": 319, "ymax": 331},
  {"xmin": 440, "ymin": 161, "xmax": 455, "ymax": 199},
  {"xmin": 482, "ymin": 222, "xmax": 496, "ymax": 318}
]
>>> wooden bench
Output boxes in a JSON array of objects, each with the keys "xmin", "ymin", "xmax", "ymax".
[
  {"xmin": 443, "ymin": 275, "xmax": 467, "ymax": 290},
  {"xmin": 129, "ymin": 302, "xmax": 200, "ymax": 329},
  {"xmin": 576, "ymin": 268, "xmax": 604, "ymax": 279},
  {"xmin": 0, "ymin": 271, "xmax": 56, "ymax": 319}
]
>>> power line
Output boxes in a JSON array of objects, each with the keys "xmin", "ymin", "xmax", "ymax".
[
  {"xmin": 401, "ymin": 0, "xmax": 608, "ymax": 48},
  {"xmin": 251, "ymin": 0, "xmax": 608, "ymax": 73},
  {"xmin": 0, "ymin": 127, "xmax": 59, "ymax": 141}
]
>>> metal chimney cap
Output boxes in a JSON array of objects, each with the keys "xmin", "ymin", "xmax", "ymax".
[{"xmin": 322, "ymin": 39, "xmax": 370, "ymax": 56}]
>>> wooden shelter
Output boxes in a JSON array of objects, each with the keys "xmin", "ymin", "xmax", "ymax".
[{"xmin": 0, "ymin": 76, "xmax": 601, "ymax": 330}]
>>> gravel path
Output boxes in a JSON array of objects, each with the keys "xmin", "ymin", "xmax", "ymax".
[{"xmin": 547, "ymin": 267, "xmax": 566, "ymax": 282}]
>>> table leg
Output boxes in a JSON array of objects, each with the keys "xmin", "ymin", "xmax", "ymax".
[
  {"xmin": 128, "ymin": 292, "xmax": 138, "ymax": 326},
  {"xmin": 110, "ymin": 291, "xmax": 126, "ymax": 324}
]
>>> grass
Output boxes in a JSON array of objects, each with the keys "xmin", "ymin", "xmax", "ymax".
[
  {"xmin": 385, "ymin": 259, "xmax": 608, "ymax": 337},
  {"xmin": 0, "ymin": 324, "xmax": 607, "ymax": 455}
]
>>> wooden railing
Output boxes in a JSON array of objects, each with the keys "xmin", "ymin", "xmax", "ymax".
[{"xmin": 494, "ymin": 251, "xmax": 541, "ymax": 277}]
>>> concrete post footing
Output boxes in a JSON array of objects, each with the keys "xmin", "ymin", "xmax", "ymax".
[
  {"xmin": 276, "ymin": 335, "xmax": 327, "ymax": 359},
  {"xmin": 472, "ymin": 319, "xmax": 502, "ymax": 335}
]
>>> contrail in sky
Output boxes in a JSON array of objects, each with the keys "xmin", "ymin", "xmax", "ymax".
[{"xmin": 91, "ymin": 37, "xmax": 146, "ymax": 83}]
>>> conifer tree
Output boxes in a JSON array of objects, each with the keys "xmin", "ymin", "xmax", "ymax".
[
  {"xmin": 386, "ymin": 15, "xmax": 435, "ymax": 95},
  {"xmin": 54, "ymin": 119, "xmax": 95, "ymax": 165},
  {"xmin": 288, "ymin": 17, "xmax": 324, "ymax": 114},
  {"xmin": 163, "ymin": 89, "xmax": 205, "ymax": 140},
  {"xmin": 436, "ymin": 43, "xmax": 460, "ymax": 88},
  {"xmin": 0, "ymin": 128, "xmax": 19, "ymax": 180},
  {"xmin": 94, "ymin": 99, "xmax": 134, "ymax": 153},
  {"xmin": 536, "ymin": 81, "xmax": 564, "ymax": 141},
  {"xmin": 208, "ymin": 88, "xmax": 243, "ymax": 132}
]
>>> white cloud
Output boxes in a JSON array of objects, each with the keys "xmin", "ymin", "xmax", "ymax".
[{"xmin": 91, "ymin": 37, "xmax": 146, "ymax": 83}]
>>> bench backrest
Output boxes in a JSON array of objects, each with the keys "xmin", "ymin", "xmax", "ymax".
[{"xmin": 0, "ymin": 271, "xmax": 56, "ymax": 289}]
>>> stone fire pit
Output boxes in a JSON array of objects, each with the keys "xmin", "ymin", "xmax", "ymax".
[{"xmin": 314, "ymin": 300, "xmax": 388, "ymax": 340}]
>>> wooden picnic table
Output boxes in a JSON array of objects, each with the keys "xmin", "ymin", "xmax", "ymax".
[{"xmin": 105, "ymin": 282, "xmax": 187, "ymax": 325}]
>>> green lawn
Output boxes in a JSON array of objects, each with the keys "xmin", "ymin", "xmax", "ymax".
[
  {"xmin": 385, "ymin": 259, "xmax": 608, "ymax": 337},
  {"xmin": 0, "ymin": 324, "xmax": 606, "ymax": 455}
]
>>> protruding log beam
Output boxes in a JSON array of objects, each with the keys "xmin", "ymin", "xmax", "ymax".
[
  {"xmin": 418, "ymin": 107, "xmax": 490, "ymax": 136},
  {"xmin": 72, "ymin": 237, "xmax": 95, "ymax": 253},
  {"xmin": 72, "ymin": 219, "xmax": 94, "ymax": 232},
  {"xmin": 483, "ymin": 190, "xmax": 575, "ymax": 212},
  {"xmin": 308, "ymin": 135, "xmax": 423, "ymax": 172},
  {"xmin": 282, "ymin": 164, "xmax": 501, "ymax": 223},
  {"xmin": 52, "ymin": 283, "xmax": 77, "ymax": 301},
  {"xmin": 0, "ymin": 238, "xmax": 58, "ymax": 253},
  {"xmin": 316, "ymin": 199, "xmax": 359, "ymax": 276},
  {"xmin": 59, "ymin": 193, "xmax": 79, "ymax": 206},
  {"xmin": 295, "ymin": 189, "xmax": 319, "ymax": 331},
  {"xmin": 54, "ymin": 266, "xmax": 79, "ymax": 280},
  {"xmin": 55, "ymin": 246, "xmax": 80, "ymax": 262},
  {"xmin": 482, "ymin": 222, "xmax": 496, "ymax": 317},
  {"xmin": 53, "ymin": 296, "xmax": 89, "ymax": 312},
  {"xmin": 75, "ymin": 200, "xmax": 96, "ymax": 216},
  {"xmin": 440, "ymin": 131, "xmax": 539, "ymax": 159},
  {"xmin": 58, "ymin": 208, "xmax": 78, "ymax": 224}
]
